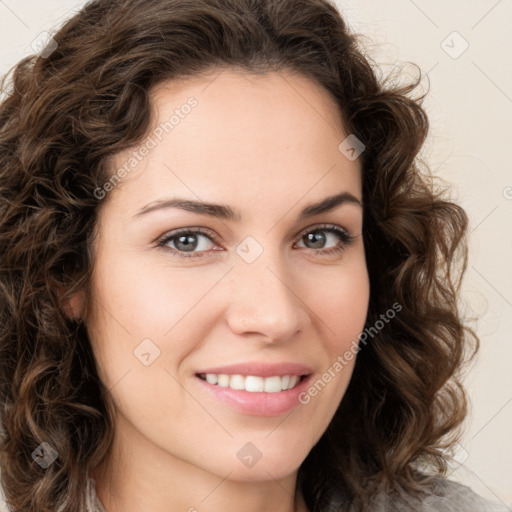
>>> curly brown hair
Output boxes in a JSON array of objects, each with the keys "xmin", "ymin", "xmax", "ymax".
[{"xmin": 0, "ymin": 0, "xmax": 478, "ymax": 510}]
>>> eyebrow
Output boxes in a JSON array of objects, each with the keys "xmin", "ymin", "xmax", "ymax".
[{"xmin": 133, "ymin": 191, "xmax": 362, "ymax": 221}]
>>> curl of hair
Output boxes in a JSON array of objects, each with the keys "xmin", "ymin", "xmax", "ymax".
[{"xmin": 0, "ymin": 0, "xmax": 478, "ymax": 510}]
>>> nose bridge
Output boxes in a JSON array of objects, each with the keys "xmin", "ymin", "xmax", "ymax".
[{"xmin": 224, "ymin": 239, "xmax": 305, "ymax": 340}]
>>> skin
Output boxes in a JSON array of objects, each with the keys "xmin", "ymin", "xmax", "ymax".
[{"xmin": 67, "ymin": 68, "xmax": 370, "ymax": 512}]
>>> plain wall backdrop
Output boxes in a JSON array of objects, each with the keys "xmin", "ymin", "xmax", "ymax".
[{"xmin": 0, "ymin": 0, "xmax": 511, "ymax": 507}]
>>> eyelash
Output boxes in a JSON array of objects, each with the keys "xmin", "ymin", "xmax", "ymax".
[{"xmin": 155, "ymin": 224, "xmax": 355, "ymax": 260}]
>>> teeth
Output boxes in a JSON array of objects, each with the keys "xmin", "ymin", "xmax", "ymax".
[
  {"xmin": 200, "ymin": 374, "xmax": 304, "ymax": 392},
  {"xmin": 217, "ymin": 374, "xmax": 230, "ymax": 387},
  {"xmin": 205, "ymin": 374, "xmax": 218, "ymax": 385},
  {"xmin": 229, "ymin": 374, "xmax": 245, "ymax": 390},
  {"xmin": 263, "ymin": 376, "xmax": 282, "ymax": 393},
  {"xmin": 245, "ymin": 375, "xmax": 264, "ymax": 392},
  {"xmin": 288, "ymin": 375, "xmax": 298, "ymax": 389}
]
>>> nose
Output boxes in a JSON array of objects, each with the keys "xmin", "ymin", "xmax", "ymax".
[{"xmin": 223, "ymin": 248, "xmax": 309, "ymax": 343}]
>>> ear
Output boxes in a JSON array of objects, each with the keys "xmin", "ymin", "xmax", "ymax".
[{"xmin": 58, "ymin": 286, "xmax": 86, "ymax": 321}]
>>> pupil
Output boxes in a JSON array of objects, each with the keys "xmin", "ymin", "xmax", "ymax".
[
  {"xmin": 306, "ymin": 231, "xmax": 325, "ymax": 249},
  {"xmin": 176, "ymin": 234, "xmax": 197, "ymax": 252}
]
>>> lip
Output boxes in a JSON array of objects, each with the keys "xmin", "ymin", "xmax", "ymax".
[
  {"xmin": 195, "ymin": 362, "xmax": 313, "ymax": 378},
  {"xmin": 194, "ymin": 362, "xmax": 314, "ymax": 417}
]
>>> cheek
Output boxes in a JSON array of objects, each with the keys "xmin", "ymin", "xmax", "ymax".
[
  {"xmin": 294, "ymin": 257, "xmax": 369, "ymax": 418},
  {"xmin": 85, "ymin": 258, "xmax": 208, "ymax": 425},
  {"xmin": 86, "ymin": 253, "xmax": 227, "ymax": 380},
  {"xmin": 306, "ymin": 257, "xmax": 370, "ymax": 349},
  {"xmin": 92, "ymin": 249, "xmax": 217, "ymax": 332}
]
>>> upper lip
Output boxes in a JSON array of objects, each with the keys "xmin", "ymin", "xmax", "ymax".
[{"xmin": 195, "ymin": 362, "xmax": 314, "ymax": 378}]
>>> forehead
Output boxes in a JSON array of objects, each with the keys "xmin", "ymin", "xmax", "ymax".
[
  {"xmin": 103, "ymin": 68, "xmax": 361, "ymax": 213},
  {"xmin": 150, "ymin": 68, "xmax": 347, "ymax": 141}
]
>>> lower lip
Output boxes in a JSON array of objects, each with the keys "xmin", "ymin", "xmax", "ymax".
[{"xmin": 195, "ymin": 374, "xmax": 313, "ymax": 417}]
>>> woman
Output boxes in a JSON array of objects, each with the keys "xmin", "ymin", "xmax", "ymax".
[{"xmin": 0, "ymin": 0, "xmax": 508, "ymax": 511}]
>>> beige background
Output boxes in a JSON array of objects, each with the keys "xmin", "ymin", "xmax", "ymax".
[{"xmin": 0, "ymin": 0, "xmax": 510, "ymax": 507}]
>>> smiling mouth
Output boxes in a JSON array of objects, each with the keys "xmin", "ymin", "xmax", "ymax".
[{"xmin": 196, "ymin": 373, "xmax": 308, "ymax": 393}]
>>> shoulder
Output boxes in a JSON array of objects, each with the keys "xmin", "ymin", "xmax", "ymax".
[
  {"xmin": 322, "ymin": 474, "xmax": 510, "ymax": 512},
  {"xmin": 374, "ymin": 476, "xmax": 511, "ymax": 512},
  {"xmin": 424, "ymin": 477, "xmax": 510, "ymax": 512}
]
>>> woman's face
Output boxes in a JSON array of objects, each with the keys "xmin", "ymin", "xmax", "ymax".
[{"xmin": 79, "ymin": 69, "xmax": 369, "ymax": 483}]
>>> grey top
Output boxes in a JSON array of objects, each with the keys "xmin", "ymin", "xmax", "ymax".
[
  {"xmin": 86, "ymin": 478, "xmax": 107, "ymax": 512},
  {"xmin": 86, "ymin": 475, "xmax": 511, "ymax": 512},
  {"xmin": 329, "ymin": 475, "xmax": 511, "ymax": 512},
  {"xmin": 0, "ymin": 473, "xmax": 509, "ymax": 511}
]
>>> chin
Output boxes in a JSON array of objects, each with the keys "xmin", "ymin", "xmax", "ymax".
[
  {"xmin": 213, "ymin": 449, "xmax": 307, "ymax": 483},
  {"xmin": 227, "ymin": 463, "xmax": 301, "ymax": 483}
]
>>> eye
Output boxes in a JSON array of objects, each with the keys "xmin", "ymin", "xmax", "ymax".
[
  {"xmin": 155, "ymin": 223, "xmax": 355, "ymax": 260},
  {"xmin": 155, "ymin": 227, "xmax": 220, "ymax": 259},
  {"xmin": 294, "ymin": 224, "xmax": 354, "ymax": 256}
]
